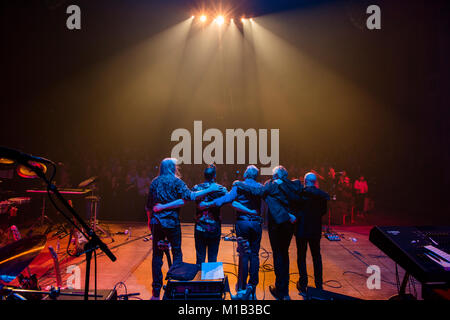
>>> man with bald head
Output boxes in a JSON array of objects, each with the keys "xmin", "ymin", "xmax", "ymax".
[{"xmin": 294, "ymin": 172, "xmax": 330, "ymax": 295}]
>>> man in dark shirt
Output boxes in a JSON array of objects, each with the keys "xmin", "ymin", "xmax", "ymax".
[
  {"xmin": 191, "ymin": 165, "xmax": 227, "ymax": 265},
  {"xmin": 145, "ymin": 158, "xmax": 220, "ymax": 300},
  {"xmin": 234, "ymin": 165, "xmax": 298, "ymax": 300},
  {"xmin": 283, "ymin": 172, "xmax": 330, "ymax": 294}
]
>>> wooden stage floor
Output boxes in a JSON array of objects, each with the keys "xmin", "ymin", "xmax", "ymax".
[{"xmin": 20, "ymin": 222, "xmax": 421, "ymax": 300}]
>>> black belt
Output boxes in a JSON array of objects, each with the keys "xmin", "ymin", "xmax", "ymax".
[{"xmin": 237, "ymin": 215, "xmax": 263, "ymax": 222}]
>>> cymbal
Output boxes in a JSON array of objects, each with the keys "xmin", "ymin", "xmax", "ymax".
[
  {"xmin": 78, "ymin": 176, "xmax": 97, "ymax": 188},
  {"xmin": 0, "ymin": 235, "xmax": 46, "ymax": 283}
]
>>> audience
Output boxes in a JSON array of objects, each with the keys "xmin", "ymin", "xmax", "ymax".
[{"xmin": 57, "ymin": 148, "xmax": 372, "ymax": 223}]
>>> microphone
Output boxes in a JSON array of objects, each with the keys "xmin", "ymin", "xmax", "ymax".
[{"xmin": 0, "ymin": 146, "xmax": 54, "ymax": 166}]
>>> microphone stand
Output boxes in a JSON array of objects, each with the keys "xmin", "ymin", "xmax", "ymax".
[{"xmin": 30, "ymin": 163, "xmax": 117, "ymax": 301}]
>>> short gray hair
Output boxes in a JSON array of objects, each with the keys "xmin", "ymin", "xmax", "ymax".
[
  {"xmin": 244, "ymin": 165, "xmax": 259, "ymax": 179},
  {"xmin": 159, "ymin": 158, "xmax": 178, "ymax": 176},
  {"xmin": 272, "ymin": 165, "xmax": 288, "ymax": 179}
]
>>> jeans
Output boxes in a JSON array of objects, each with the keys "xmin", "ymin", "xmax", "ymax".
[
  {"xmin": 194, "ymin": 228, "xmax": 221, "ymax": 265},
  {"xmin": 268, "ymin": 220, "xmax": 294, "ymax": 297},
  {"xmin": 151, "ymin": 223, "xmax": 183, "ymax": 295},
  {"xmin": 235, "ymin": 219, "xmax": 262, "ymax": 290},
  {"xmin": 296, "ymin": 237, "xmax": 323, "ymax": 290}
]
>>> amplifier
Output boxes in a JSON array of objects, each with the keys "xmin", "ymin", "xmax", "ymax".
[{"xmin": 162, "ymin": 277, "xmax": 229, "ymax": 300}]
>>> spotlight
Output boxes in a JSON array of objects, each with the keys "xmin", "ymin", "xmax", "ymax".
[
  {"xmin": 200, "ymin": 15, "xmax": 207, "ymax": 22},
  {"xmin": 191, "ymin": 15, "xmax": 195, "ymax": 19},
  {"xmin": 250, "ymin": 18, "xmax": 254, "ymax": 22},
  {"xmin": 216, "ymin": 15, "xmax": 224, "ymax": 25},
  {"xmin": 241, "ymin": 17, "xmax": 246, "ymax": 22}
]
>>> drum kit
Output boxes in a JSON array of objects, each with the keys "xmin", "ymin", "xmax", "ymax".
[
  {"xmin": 0, "ymin": 147, "xmax": 118, "ymax": 300},
  {"xmin": 0, "ymin": 197, "xmax": 31, "ymax": 215},
  {"xmin": 0, "ymin": 176, "xmax": 117, "ymax": 299},
  {"xmin": 0, "ymin": 195, "xmax": 107, "ymax": 300},
  {"xmin": 0, "ymin": 186, "xmax": 118, "ymax": 300}
]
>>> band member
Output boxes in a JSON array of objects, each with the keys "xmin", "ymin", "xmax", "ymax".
[
  {"xmin": 145, "ymin": 158, "xmax": 221, "ymax": 300},
  {"xmin": 191, "ymin": 165, "xmax": 227, "ymax": 265},
  {"xmin": 234, "ymin": 165, "xmax": 298, "ymax": 300},
  {"xmin": 200, "ymin": 165, "xmax": 263, "ymax": 299},
  {"xmin": 354, "ymin": 175, "xmax": 368, "ymax": 217},
  {"xmin": 287, "ymin": 172, "xmax": 330, "ymax": 295}
]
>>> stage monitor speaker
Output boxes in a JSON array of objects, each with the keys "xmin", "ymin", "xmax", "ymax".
[
  {"xmin": 43, "ymin": 289, "xmax": 117, "ymax": 300},
  {"xmin": 162, "ymin": 277, "xmax": 229, "ymax": 300},
  {"xmin": 305, "ymin": 287, "xmax": 360, "ymax": 300}
]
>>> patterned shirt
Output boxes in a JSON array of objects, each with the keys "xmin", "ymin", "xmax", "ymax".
[
  {"xmin": 146, "ymin": 174, "xmax": 195, "ymax": 228},
  {"xmin": 192, "ymin": 182, "xmax": 227, "ymax": 235}
]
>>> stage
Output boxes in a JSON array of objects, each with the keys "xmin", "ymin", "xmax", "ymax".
[{"xmin": 14, "ymin": 222, "xmax": 419, "ymax": 300}]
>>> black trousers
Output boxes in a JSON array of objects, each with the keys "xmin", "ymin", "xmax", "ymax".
[
  {"xmin": 235, "ymin": 219, "xmax": 262, "ymax": 290},
  {"xmin": 268, "ymin": 221, "xmax": 294, "ymax": 297},
  {"xmin": 194, "ymin": 228, "xmax": 221, "ymax": 265},
  {"xmin": 296, "ymin": 236, "xmax": 323, "ymax": 290},
  {"xmin": 151, "ymin": 223, "xmax": 183, "ymax": 295},
  {"xmin": 355, "ymin": 193, "xmax": 366, "ymax": 214}
]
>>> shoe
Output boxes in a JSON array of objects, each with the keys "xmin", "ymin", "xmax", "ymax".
[
  {"xmin": 269, "ymin": 285, "xmax": 281, "ymax": 300},
  {"xmin": 150, "ymin": 289, "xmax": 160, "ymax": 300},
  {"xmin": 282, "ymin": 295, "xmax": 291, "ymax": 300},
  {"xmin": 231, "ymin": 288, "xmax": 247, "ymax": 300},
  {"xmin": 242, "ymin": 285, "xmax": 256, "ymax": 300},
  {"xmin": 296, "ymin": 281, "xmax": 307, "ymax": 296},
  {"xmin": 231, "ymin": 285, "xmax": 256, "ymax": 300}
]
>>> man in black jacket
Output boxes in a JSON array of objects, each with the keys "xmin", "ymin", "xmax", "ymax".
[
  {"xmin": 282, "ymin": 172, "xmax": 330, "ymax": 294},
  {"xmin": 234, "ymin": 165, "xmax": 299, "ymax": 300}
]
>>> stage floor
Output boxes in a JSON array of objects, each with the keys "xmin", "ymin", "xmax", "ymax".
[{"xmin": 18, "ymin": 222, "xmax": 421, "ymax": 300}]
